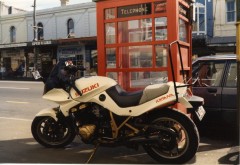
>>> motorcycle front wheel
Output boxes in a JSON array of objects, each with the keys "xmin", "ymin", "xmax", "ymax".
[
  {"xmin": 31, "ymin": 116, "xmax": 76, "ymax": 148},
  {"xmin": 143, "ymin": 109, "xmax": 199, "ymax": 164}
]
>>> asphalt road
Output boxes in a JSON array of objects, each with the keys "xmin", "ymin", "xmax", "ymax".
[{"xmin": 0, "ymin": 81, "xmax": 239, "ymax": 164}]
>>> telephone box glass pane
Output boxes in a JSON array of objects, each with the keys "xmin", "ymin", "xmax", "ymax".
[
  {"xmin": 105, "ymin": 8, "xmax": 115, "ymax": 20},
  {"xmin": 155, "ymin": 17, "xmax": 167, "ymax": 40},
  {"xmin": 118, "ymin": 18, "xmax": 152, "ymax": 43},
  {"xmin": 107, "ymin": 72, "xmax": 118, "ymax": 81},
  {"xmin": 156, "ymin": 45, "xmax": 168, "ymax": 67},
  {"xmin": 130, "ymin": 71, "xmax": 168, "ymax": 88},
  {"xmin": 105, "ymin": 23, "xmax": 116, "ymax": 44},
  {"xmin": 179, "ymin": 19, "xmax": 187, "ymax": 42},
  {"xmin": 120, "ymin": 45, "xmax": 152, "ymax": 68},
  {"xmin": 106, "ymin": 48, "xmax": 116, "ymax": 68}
]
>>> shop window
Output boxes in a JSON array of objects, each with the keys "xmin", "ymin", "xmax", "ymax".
[
  {"xmin": 226, "ymin": 0, "xmax": 236, "ymax": 22},
  {"xmin": 106, "ymin": 48, "xmax": 116, "ymax": 68},
  {"xmin": 118, "ymin": 18, "xmax": 152, "ymax": 43},
  {"xmin": 156, "ymin": 44, "xmax": 168, "ymax": 67},
  {"xmin": 120, "ymin": 45, "xmax": 152, "ymax": 68},
  {"xmin": 10, "ymin": 26, "xmax": 16, "ymax": 43},
  {"xmin": 155, "ymin": 17, "xmax": 167, "ymax": 40},
  {"xmin": 179, "ymin": 19, "xmax": 187, "ymax": 42},
  {"xmin": 105, "ymin": 23, "xmax": 116, "ymax": 44},
  {"xmin": 37, "ymin": 22, "xmax": 44, "ymax": 40},
  {"xmin": 105, "ymin": 8, "xmax": 115, "ymax": 19},
  {"xmin": 67, "ymin": 19, "xmax": 74, "ymax": 37}
]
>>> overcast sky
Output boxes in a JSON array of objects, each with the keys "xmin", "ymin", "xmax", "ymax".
[{"xmin": 2, "ymin": 0, "xmax": 93, "ymax": 11}]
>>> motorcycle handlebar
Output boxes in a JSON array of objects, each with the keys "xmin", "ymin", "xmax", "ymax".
[{"xmin": 64, "ymin": 65, "xmax": 86, "ymax": 75}]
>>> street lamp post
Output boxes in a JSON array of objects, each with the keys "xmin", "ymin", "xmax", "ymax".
[
  {"xmin": 33, "ymin": 0, "xmax": 37, "ymax": 70},
  {"xmin": 33, "ymin": 0, "xmax": 37, "ymax": 41}
]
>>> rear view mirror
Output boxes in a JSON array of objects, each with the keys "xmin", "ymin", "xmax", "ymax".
[{"xmin": 32, "ymin": 71, "xmax": 42, "ymax": 80}]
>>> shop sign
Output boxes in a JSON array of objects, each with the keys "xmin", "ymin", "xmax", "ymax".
[
  {"xmin": 0, "ymin": 43, "xmax": 27, "ymax": 49},
  {"xmin": 32, "ymin": 40, "xmax": 52, "ymax": 46},
  {"xmin": 117, "ymin": 3, "xmax": 151, "ymax": 18},
  {"xmin": 58, "ymin": 47, "xmax": 82, "ymax": 58},
  {"xmin": 154, "ymin": 1, "xmax": 166, "ymax": 13}
]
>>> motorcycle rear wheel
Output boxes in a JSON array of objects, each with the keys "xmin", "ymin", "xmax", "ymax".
[
  {"xmin": 31, "ymin": 116, "xmax": 76, "ymax": 148},
  {"xmin": 143, "ymin": 109, "xmax": 199, "ymax": 164}
]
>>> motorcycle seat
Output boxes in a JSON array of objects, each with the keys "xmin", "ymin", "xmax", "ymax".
[
  {"xmin": 139, "ymin": 84, "xmax": 170, "ymax": 104},
  {"xmin": 106, "ymin": 85, "xmax": 143, "ymax": 108}
]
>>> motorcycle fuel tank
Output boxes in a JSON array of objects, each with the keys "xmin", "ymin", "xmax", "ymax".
[{"xmin": 70, "ymin": 76, "xmax": 117, "ymax": 102}]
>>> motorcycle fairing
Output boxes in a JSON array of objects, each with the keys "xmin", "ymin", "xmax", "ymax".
[
  {"xmin": 35, "ymin": 108, "xmax": 58, "ymax": 121},
  {"xmin": 70, "ymin": 76, "xmax": 117, "ymax": 102}
]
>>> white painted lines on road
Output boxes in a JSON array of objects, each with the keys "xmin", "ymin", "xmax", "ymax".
[
  {"xmin": 0, "ymin": 117, "xmax": 32, "ymax": 122},
  {"xmin": 0, "ymin": 87, "xmax": 30, "ymax": 90},
  {"xmin": 5, "ymin": 101, "xmax": 29, "ymax": 104}
]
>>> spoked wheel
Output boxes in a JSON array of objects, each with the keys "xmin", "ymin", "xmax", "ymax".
[
  {"xmin": 143, "ymin": 110, "xmax": 199, "ymax": 164},
  {"xmin": 31, "ymin": 116, "xmax": 76, "ymax": 148}
]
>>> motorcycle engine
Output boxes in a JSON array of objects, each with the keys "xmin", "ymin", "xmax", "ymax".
[{"xmin": 79, "ymin": 124, "xmax": 96, "ymax": 140}]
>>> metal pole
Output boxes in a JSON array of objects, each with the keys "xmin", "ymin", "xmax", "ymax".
[
  {"xmin": 33, "ymin": 0, "xmax": 37, "ymax": 41},
  {"xmin": 236, "ymin": 0, "xmax": 240, "ymax": 143},
  {"xmin": 33, "ymin": 0, "xmax": 37, "ymax": 70}
]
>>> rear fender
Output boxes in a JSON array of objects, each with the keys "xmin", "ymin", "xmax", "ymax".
[
  {"xmin": 187, "ymin": 95, "xmax": 204, "ymax": 108},
  {"xmin": 178, "ymin": 97, "xmax": 193, "ymax": 108},
  {"xmin": 35, "ymin": 108, "xmax": 58, "ymax": 121}
]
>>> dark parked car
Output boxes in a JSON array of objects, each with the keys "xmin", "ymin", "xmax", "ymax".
[{"xmin": 192, "ymin": 54, "xmax": 237, "ymax": 128}]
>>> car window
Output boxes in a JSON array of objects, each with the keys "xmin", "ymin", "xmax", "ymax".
[
  {"xmin": 193, "ymin": 61, "xmax": 225, "ymax": 87},
  {"xmin": 225, "ymin": 62, "xmax": 237, "ymax": 87}
]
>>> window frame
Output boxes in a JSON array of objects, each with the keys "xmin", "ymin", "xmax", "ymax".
[
  {"xmin": 10, "ymin": 26, "xmax": 16, "ymax": 43},
  {"xmin": 192, "ymin": 2, "xmax": 207, "ymax": 35},
  {"xmin": 67, "ymin": 18, "xmax": 74, "ymax": 37},
  {"xmin": 37, "ymin": 22, "xmax": 44, "ymax": 40},
  {"xmin": 225, "ymin": 0, "xmax": 236, "ymax": 23}
]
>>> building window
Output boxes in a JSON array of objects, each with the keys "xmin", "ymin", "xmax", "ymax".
[
  {"xmin": 37, "ymin": 22, "xmax": 44, "ymax": 40},
  {"xmin": 192, "ymin": 2, "xmax": 206, "ymax": 35},
  {"xmin": 8, "ymin": 7, "xmax": 12, "ymax": 14},
  {"xmin": 67, "ymin": 19, "xmax": 74, "ymax": 37},
  {"xmin": 226, "ymin": 0, "xmax": 236, "ymax": 22},
  {"xmin": 10, "ymin": 26, "xmax": 16, "ymax": 42}
]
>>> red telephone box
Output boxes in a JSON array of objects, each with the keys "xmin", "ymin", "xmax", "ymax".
[{"xmin": 95, "ymin": 0, "xmax": 193, "ymax": 92}]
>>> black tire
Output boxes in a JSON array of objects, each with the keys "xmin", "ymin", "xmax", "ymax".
[
  {"xmin": 143, "ymin": 109, "xmax": 199, "ymax": 164},
  {"xmin": 31, "ymin": 116, "xmax": 76, "ymax": 148}
]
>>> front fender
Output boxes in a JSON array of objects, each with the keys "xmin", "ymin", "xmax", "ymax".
[{"xmin": 35, "ymin": 108, "xmax": 58, "ymax": 121}]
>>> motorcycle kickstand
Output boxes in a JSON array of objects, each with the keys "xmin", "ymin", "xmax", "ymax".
[{"xmin": 85, "ymin": 143, "xmax": 100, "ymax": 164}]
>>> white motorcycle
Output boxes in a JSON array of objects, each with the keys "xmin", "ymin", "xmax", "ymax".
[{"xmin": 31, "ymin": 41, "xmax": 205, "ymax": 164}]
